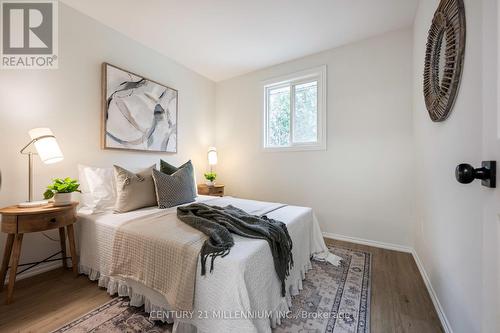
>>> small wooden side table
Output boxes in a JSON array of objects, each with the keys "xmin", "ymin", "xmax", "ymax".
[
  {"xmin": 0, "ymin": 202, "xmax": 79, "ymax": 304},
  {"xmin": 197, "ymin": 184, "xmax": 225, "ymax": 197}
]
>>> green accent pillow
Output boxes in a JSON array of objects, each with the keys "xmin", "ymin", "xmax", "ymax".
[
  {"xmin": 152, "ymin": 168, "xmax": 196, "ymax": 208},
  {"xmin": 160, "ymin": 160, "xmax": 197, "ymax": 195},
  {"xmin": 160, "ymin": 159, "xmax": 192, "ymax": 175}
]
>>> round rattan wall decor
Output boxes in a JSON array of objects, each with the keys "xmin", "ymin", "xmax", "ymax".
[{"xmin": 423, "ymin": 0, "xmax": 466, "ymax": 122}]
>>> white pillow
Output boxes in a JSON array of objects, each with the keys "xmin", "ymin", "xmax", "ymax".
[{"xmin": 78, "ymin": 164, "xmax": 116, "ymax": 214}]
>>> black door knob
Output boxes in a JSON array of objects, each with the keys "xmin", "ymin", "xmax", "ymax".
[
  {"xmin": 455, "ymin": 164, "xmax": 475, "ymax": 183},
  {"xmin": 455, "ymin": 161, "xmax": 496, "ymax": 188}
]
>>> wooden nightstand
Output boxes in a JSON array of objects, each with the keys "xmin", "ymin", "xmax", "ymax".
[
  {"xmin": 197, "ymin": 184, "xmax": 224, "ymax": 197},
  {"xmin": 0, "ymin": 202, "xmax": 79, "ymax": 304}
]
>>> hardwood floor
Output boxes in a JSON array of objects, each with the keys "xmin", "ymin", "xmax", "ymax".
[
  {"xmin": 0, "ymin": 239, "xmax": 443, "ymax": 333},
  {"xmin": 326, "ymin": 239, "xmax": 443, "ymax": 333},
  {"xmin": 0, "ymin": 268, "xmax": 112, "ymax": 333}
]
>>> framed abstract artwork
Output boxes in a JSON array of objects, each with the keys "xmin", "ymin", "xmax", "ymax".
[{"xmin": 102, "ymin": 63, "xmax": 178, "ymax": 152}]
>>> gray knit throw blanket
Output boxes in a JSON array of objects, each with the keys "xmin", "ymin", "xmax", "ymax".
[{"xmin": 177, "ymin": 203, "xmax": 294, "ymax": 297}]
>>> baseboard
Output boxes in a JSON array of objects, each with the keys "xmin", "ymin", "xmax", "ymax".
[
  {"xmin": 4, "ymin": 260, "xmax": 63, "ymax": 285},
  {"xmin": 322, "ymin": 232, "xmax": 452, "ymax": 333},
  {"xmin": 411, "ymin": 249, "xmax": 453, "ymax": 333},
  {"xmin": 322, "ymin": 232, "xmax": 413, "ymax": 253}
]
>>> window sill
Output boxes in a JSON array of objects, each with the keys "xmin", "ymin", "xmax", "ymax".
[{"xmin": 262, "ymin": 144, "xmax": 326, "ymax": 152}]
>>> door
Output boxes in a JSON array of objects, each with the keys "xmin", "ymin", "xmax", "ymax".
[{"xmin": 413, "ymin": 0, "xmax": 498, "ymax": 332}]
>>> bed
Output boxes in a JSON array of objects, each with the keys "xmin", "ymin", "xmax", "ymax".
[{"xmin": 77, "ymin": 195, "xmax": 338, "ymax": 333}]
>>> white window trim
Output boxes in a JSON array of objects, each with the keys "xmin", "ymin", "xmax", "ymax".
[{"xmin": 261, "ymin": 65, "xmax": 327, "ymax": 152}]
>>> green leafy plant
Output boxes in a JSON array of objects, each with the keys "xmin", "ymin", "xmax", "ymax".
[
  {"xmin": 43, "ymin": 177, "xmax": 81, "ymax": 199},
  {"xmin": 204, "ymin": 172, "xmax": 217, "ymax": 182}
]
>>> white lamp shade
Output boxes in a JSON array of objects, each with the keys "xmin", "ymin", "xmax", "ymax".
[
  {"xmin": 208, "ymin": 147, "xmax": 218, "ymax": 166},
  {"xmin": 28, "ymin": 128, "xmax": 64, "ymax": 164}
]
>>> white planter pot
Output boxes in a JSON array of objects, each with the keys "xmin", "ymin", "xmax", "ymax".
[
  {"xmin": 53, "ymin": 192, "xmax": 72, "ymax": 206},
  {"xmin": 205, "ymin": 180, "xmax": 215, "ymax": 186}
]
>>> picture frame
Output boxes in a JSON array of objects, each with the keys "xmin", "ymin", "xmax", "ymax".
[{"xmin": 101, "ymin": 63, "xmax": 178, "ymax": 153}]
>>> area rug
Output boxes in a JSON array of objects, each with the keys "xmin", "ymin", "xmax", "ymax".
[{"xmin": 52, "ymin": 246, "xmax": 371, "ymax": 333}]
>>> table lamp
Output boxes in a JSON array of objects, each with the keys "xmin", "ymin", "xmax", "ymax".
[
  {"xmin": 18, "ymin": 128, "xmax": 64, "ymax": 207},
  {"xmin": 207, "ymin": 147, "xmax": 217, "ymax": 173}
]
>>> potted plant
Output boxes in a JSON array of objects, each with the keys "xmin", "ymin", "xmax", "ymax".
[
  {"xmin": 204, "ymin": 172, "xmax": 217, "ymax": 186},
  {"xmin": 43, "ymin": 177, "xmax": 81, "ymax": 206}
]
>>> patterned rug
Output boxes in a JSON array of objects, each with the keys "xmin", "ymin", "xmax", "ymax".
[{"xmin": 52, "ymin": 246, "xmax": 371, "ymax": 333}]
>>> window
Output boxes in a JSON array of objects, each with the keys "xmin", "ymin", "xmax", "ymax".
[{"xmin": 263, "ymin": 66, "xmax": 326, "ymax": 151}]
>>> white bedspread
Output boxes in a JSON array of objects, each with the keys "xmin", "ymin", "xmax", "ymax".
[{"xmin": 77, "ymin": 195, "xmax": 339, "ymax": 333}]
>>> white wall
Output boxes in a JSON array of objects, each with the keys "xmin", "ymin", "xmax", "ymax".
[
  {"xmin": 215, "ymin": 29, "xmax": 415, "ymax": 247},
  {"xmin": 412, "ymin": 0, "xmax": 499, "ymax": 332},
  {"xmin": 481, "ymin": 0, "xmax": 500, "ymax": 331},
  {"xmin": 3, "ymin": 4, "xmax": 496, "ymax": 331},
  {"xmin": 0, "ymin": 4, "xmax": 215, "ymax": 278}
]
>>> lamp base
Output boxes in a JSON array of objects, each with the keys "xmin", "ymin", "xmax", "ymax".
[{"xmin": 17, "ymin": 200, "xmax": 49, "ymax": 208}]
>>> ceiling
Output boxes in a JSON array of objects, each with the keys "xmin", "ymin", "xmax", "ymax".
[{"xmin": 60, "ymin": 0, "xmax": 418, "ymax": 82}]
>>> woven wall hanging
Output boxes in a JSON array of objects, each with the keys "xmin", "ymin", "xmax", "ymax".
[{"xmin": 423, "ymin": 0, "xmax": 466, "ymax": 122}]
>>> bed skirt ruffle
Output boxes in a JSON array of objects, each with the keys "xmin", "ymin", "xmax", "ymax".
[
  {"xmin": 79, "ymin": 257, "xmax": 314, "ymax": 332},
  {"xmin": 79, "ymin": 265, "xmax": 176, "ymax": 323},
  {"xmin": 270, "ymin": 259, "xmax": 312, "ymax": 328}
]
